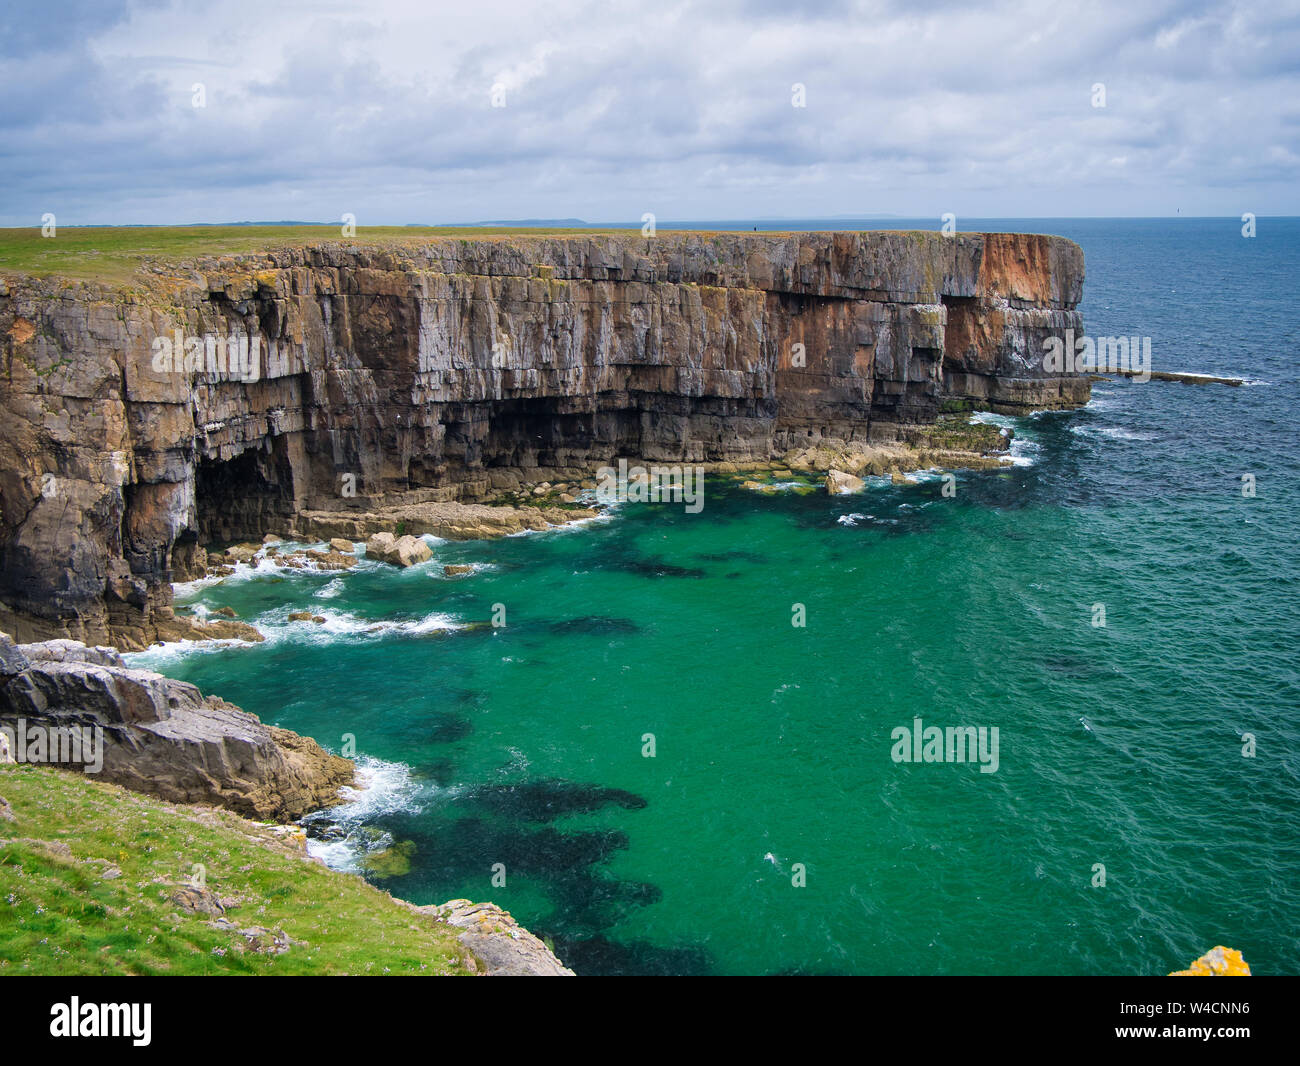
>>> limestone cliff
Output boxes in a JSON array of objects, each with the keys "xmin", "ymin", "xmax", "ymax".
[{"xmin": 0, "ymin": 232, "xmax": 1086, "ymax": 648}]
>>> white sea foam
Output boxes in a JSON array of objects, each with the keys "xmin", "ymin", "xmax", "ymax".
[
  {"xmin": 314, "ymin": 577, "xmax": 346, "ymax": 599},
  {"xmin": 1003, "ymin": 438, "xmax": 1040, "ymax": 467},
  {"xmin": 1070, "ymin": 424, "xmax": 1156, "ymax": 442},
  {"xmin": 123, "ymin": 637, "xmax": 257, "ymax": 671},
  {"xmin": 172, "ymin": 574, "xmax": 228, "ymax": 597},
  {"xmin": 970, "ymin": 412, "xmax": 1041, "ymax": 467},
  {"xmin": 303, "ymin": 756, "xmax": 428, "ymax": 873},
  {"xmin": 123, "ymin": 606, "xmax": 463, "ymax": 669},
  {"xmin": 898, "ymin": 467, "xmax": 948, "ymax": 484},
  {"xmin": 263, "ymin": 607, "xmax": 462, "ymax": 641},
  {"xmin": 507, "ymin": 510, "xmax": 615, "ymax": 537}
]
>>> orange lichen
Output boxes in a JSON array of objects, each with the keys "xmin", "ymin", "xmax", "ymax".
[{"xmin": 1169, "ymin": 946, "xmax": 1251, "ymax": 976}]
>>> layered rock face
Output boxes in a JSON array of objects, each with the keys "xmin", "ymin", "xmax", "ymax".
[
  {"xmin": 0, "ymin": 232, "xmax": 1086, "ymax": 648},
  {"xmin": 0, "ymin": 632, "xmax": 353, "ymax": 820}
]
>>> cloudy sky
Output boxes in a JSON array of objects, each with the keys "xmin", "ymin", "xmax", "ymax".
[{"xmin": 2, "ymin": 0, "xmax": 1298, "ymax": 225}]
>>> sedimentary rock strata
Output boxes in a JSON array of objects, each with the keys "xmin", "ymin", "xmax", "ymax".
[
  {"xmin": 0, "ymin": 232, "xmax": 1086, "ymax": 648},
  {"xmin": 0, "ymin": 632, "xmax": 353, "ymax": 820}
]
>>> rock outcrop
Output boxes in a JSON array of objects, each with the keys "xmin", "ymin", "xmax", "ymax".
[
  {"xmin": 421, "ymin": 899, "xmax": 575, "ymax": 976},
  {"xmin": 0, "ymin": 232, "xmax": 1087, "ymax": 648},
  {"xmin": 825, "ymin": 469, "xmax": 866, "ymax": 495},
  {"xmin": 0, "ymin": 632, "xmax": 353, "ymax": 820},
  {"xmin": 365, "ymin": 531, "xmax": 433, "ymax": 567}
]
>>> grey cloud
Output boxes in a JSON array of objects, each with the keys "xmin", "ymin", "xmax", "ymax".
[{"xmin": 0, "ymin": 0, "xmax": 1296, "ymax": 224}]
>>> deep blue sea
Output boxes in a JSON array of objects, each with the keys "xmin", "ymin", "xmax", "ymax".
[{"xmin": 133, "ymin": 218, "xmax": 1300, "ymax": 975}]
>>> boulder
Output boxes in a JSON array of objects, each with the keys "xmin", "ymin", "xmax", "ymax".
[
  {"xmin": 225, "ymin": 543, "xmax": 263, "ymax": 564},
  {"xmin": 366, "ymin": 532, "xmax": 432, "ymax": 567},
  {"xmin": 301, "ymin": 549, "xmax": 357, "ymax": 571},
  {"xmin": 443, "ymin": 565, "xmax": 475, "ymax": 577},
  {"xmin": 366, "ymin": 532, "xmax": 396, "ymax": 561},
  {"xmin": 0, "ymin": 635, "xmax": 353, "ymax": 821},
  {"xmin": 825, "ymin": 469, "xmax": 865, "ymax": 495},
  {"xmin": 328, "ymin": 538, "xmax": 356, "ymax": 553}
]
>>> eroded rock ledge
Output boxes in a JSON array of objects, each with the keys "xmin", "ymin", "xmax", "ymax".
[
  {"xmin": 0, "ymin": 632, "xmax": 352, "ymax": 820},
  {"xmin": 0, "ymin": 232, "xmax": 1087, "ymax": 649}
]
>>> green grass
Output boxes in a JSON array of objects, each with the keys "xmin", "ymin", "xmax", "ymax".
[
  {"xmin": 0, "ymin": 225, "xmax": 630, "ymax": 283},
  {"xmin": 0, "ymin": 225, "xmax": 941, "ymax": 284},
  {"xmin": 0, "ymin": 763, "xmax": 475, "ymax": 975}
]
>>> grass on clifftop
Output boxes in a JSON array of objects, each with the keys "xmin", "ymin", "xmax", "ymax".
[
  {"xmin": 0, "ymin": 225, "xmax": 639, "ymax": 283},
  {"xmin": 0, "ymin": 763, "xmax": 472, "ymax": 975},
  {"xmin": 0, "ymin": 224, "xmax": 940, "ymax": 284}
]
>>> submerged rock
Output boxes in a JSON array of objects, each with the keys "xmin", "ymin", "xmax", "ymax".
[{"xmin": 360, "ymin": 839, "xmax": 416, "ymax": 879}]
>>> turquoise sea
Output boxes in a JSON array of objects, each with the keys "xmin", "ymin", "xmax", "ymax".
[{"xmin": 131, "ymin": 218, "xmax": 1300, "ymax": 975}]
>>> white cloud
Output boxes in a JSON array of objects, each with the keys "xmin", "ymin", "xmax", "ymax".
[{"xmin": 0, "ymin": 0, "xmax": 1296, "ymax": 223}]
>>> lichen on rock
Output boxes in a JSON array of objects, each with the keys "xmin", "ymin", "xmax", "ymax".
[{"xmin": 1169, "ymin": 946, "xmax": 1251, "ymax": 976}]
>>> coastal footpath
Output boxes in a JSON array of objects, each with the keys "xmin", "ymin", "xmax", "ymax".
[{"xmin": 0, "ymin": 232, "xmax": 1088, "ymax": 649}]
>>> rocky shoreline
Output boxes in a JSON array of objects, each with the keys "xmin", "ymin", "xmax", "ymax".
[
  {"xmin": 0, "ymin": 631, "xmax": 572, "ymax": 974},
  {"xmin": 153, "ymin": 411, "xmax": 1013, "ymax": 641},
  {"xmin": 0, "ymin": 631, "xmax": 351, "ymax": 820},
  {"xmin": 1, "ymin": 232, "xmax": 1088, "ymax": 651}
]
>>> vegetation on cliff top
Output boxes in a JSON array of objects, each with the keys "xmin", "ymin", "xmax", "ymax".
[
  {"xmin": 0, "ymin": 224, "xmax": 947, "ymax": 284},
  {"xmin": 0, "ymin": 225, "xmax": 635, "ymax": 283},
  {"xmin": 0, "ymin": 763, "xmax": 471, "ymax": 975}
]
